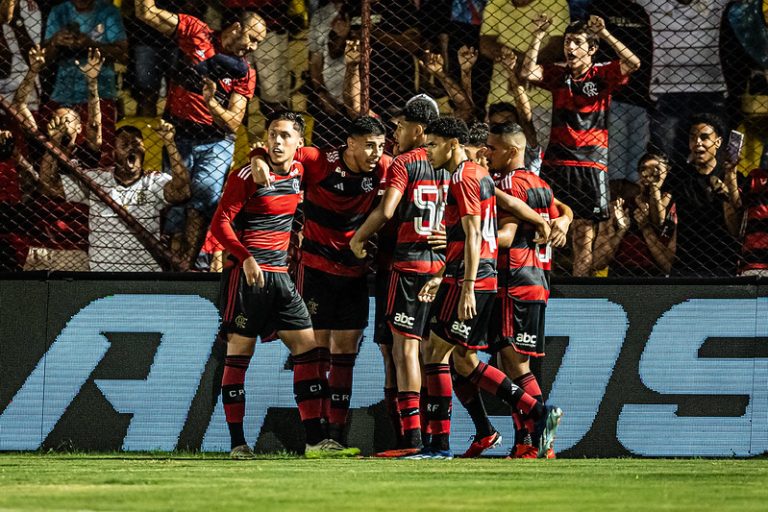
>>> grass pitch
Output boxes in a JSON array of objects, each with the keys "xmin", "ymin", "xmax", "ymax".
[{"xmin": 0, "ymin": 454, "xmax": 766, "ymax": 511}]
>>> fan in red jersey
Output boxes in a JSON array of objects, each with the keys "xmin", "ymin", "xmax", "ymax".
[
  {"xmin": 249, "ymin": 115, "xmax": 392, "ymax": 446},
  {"xmin": 210, "ymin": 111, "xmax": 359, "ymax": 460},
  {"xmin": 407, "ymin": 117, "xmax": 562, "ymax": 460}
]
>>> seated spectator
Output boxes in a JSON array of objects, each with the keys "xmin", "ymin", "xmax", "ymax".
[
  {"xmin": 0, "ymin": 0, "xmax": 42, "ymax": 111},
  {"xmin": 724, "ymin": 163, "xmax": 768, "ymax": 277},
  {"xmin": 593, "ymin": 153, "xmax": 677, "ymax": 276},
  {"xmin": 668, "ymin": 113, "xmax": 739, "ymax": 276},
  {"xmin": 41, "ymin": 121, "xmax": 191, "ymax": 271},
  {"xmin": 637, "ymin": 0, "xmax": 731, "ymax": 166},
  {"xmin": 136, "ymin": 0, "xmax": 263, "ymax": 265},
  {"xmin": 42, "ymin": 0, "xmax": 127, "ymax": 163}
]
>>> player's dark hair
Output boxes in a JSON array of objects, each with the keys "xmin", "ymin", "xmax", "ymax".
[
  {"xmin": 467, "ymin": 122, "xmax": 489, "ymax": 147},
  {"xmin": 115, "ymin": 125, "xmax": 144, "ymax": 140},
  {"xmin": 565, "ymin": 20, "xmax": 599, "ymax": 49},
  {"xmin": 487, "ymin": 102, "xmax": 516, "ymax": 118},
  {"xmin": 401, "ymin": 100, "xmax": 438, "ymax": 126},
  {"xmin": 267, "ymin": 111, "xmax": 306, "ymax": 136},
  {"xmin": 689, "ymin": 113, "xmax": 725, "ymax": 138},
  {"xmin": 489, "ymin": 122, "xmax": 524, "ymax": 137},
  {"xmin": 638, "ymin": 151, "xmax": 669, "ymax": 169},
  {"xmin": 426, "ymin": 117, "xmax": 469, "ymax": 145},
  {"xmin": 348, "ymin": 115, "xmax": 386, "ymax": 137}
]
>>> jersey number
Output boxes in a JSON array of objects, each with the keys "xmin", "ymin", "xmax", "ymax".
[
  {"xmin": 413, "ymin": 185, "xmax": 447, "ymax": 236},
  {"xmin": 536, "ymin": 212, "xmax": 552, "ymax": 263},
  {"xmin": 482, "ymin": 205, "xmax": 497, "ymax": 253}
]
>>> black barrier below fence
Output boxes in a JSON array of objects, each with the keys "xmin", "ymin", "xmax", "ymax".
[{"xmin": 1, "ymin": 275, "xmax": 767, "ymax": 457}]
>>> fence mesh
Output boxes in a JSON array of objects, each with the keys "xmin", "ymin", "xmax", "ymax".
[{"xmin": 0, "ymin": 0, "xmax": 766, "ymax": 276}]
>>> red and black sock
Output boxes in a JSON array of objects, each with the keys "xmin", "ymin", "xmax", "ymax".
[
  {"xmin": 293, "ymin": 348, "xmax": 328, "ymax": 445},
  {"xmin": 397, "ymin": 391, "xmax": 422, "ymax": 448},
  {"xmin": 452, "ymin": 370, "xmax": 494, "ymax": 439},
  {"xmin": 513, "ymin": 372, "xmax": 543, "ymax": 442},
  {"xmin": 384, "ymin": 387, "xmax": 403, "ymax": 446},
  {"xmin": 318, "ymin": 347, "xmax": 331, "ymax": 422},
  {"xmin": 425, "ymin": 363, "xmax": 452, "ymax": 451},
  {"xmin": 328, "ymin": 353, "xmax": 356, "ymax": 441},
  {"xmin": 221, "ymin": 354, "xmax": 251, "ymax": 450},
  {"xmin": 469, "ymin": 362, "xmax": 544, "ymax": 421}
]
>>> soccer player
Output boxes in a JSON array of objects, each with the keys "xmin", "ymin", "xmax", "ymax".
[
  {"xmin": 210, "ymin": 111, "xmax": 359, "ymax": 459},
  {"xmin": 522, "ymin": 15, "xmax": 640, "ymax": 276},
  {"xmin": 413, "ymin": 117, "xmax": 561, "ymax": 459},
  {"xmin": 249, "ymin": 116, "xmax": 392, "ymax": 444},
  {"xmin": 349, "ymin": 99, "xmax": 445, "ymax": 456}
]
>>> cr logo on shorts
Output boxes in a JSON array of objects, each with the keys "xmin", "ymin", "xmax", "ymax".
[{"xmin": 234, "ymin": 314, "xmax": 248, "ymax": 329}]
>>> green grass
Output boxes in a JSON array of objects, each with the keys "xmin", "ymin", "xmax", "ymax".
[{"xmin": 1, "ymin": 454, "xmax": 767, "ymax": 511}]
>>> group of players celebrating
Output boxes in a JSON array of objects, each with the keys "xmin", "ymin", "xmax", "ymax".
[{"xmin": 210, "ymin": 94, "xmax": 572, "ymax": 460}]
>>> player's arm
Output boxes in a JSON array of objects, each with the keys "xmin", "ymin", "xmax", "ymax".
[
  {"xmin": 249, "ymin": 146, "xmax": 323, "ymax": 188},
  {"xmin": 157, "ymin": 121, "xmax": 191, "ymax": 204},
  {"xmin": 723, "ymin": 162, "xmax": 743, "ymax": 236},
  {"xmin": 550, "ymin": 197, "xmax": 573, "ymax": 248},
  {"xmin": 13, "ymin": 46, "xmax": 45, "ymax": 133},
  {"xmin": 495, "ymin": 187, "xmax": 550, "ymax": 243},
  {"xmin": 350, "ymin": 186, "xmax": 403, "ymax": 259},
  {"xmin": 497, "ymin": 216, "xmax": 519, "ymax": 250},
  {"xmin": 592, "ymin": 199, "xmax": 630, "ymax": 270},
  {"xmin": 135, "ymin": 0, "xmax": 179, "ymax": 37},
  {"xmin": 210, "ymin": 176, "xmax": 265, "ymax": 287},
  {"xmin": 459, "ymin": 214, "xmax": 481, "ymax": 321},
  {"xmin": 588, "ymin": 15, "xmax": 640, "ymax": 76},
  {"xmin": 76, "ymin": 48, "xmax": 104, "ymax": 151},
  {"xmin": 203, "ymin": 80, "xmax": 247, "ymax": 134},
  {"xmin": 521, "ymin": 14, "xmax": 552, "ymax": 83},
  {"xmin": 502, "ymin": 50, "xmax": 538, "ymax": 147},
  {"xmin": 343, "ymin": 39, "xmax": 362, "ymax": 117},
  {"xmin": 420, "ymin": 50, "xmax": 473, "ymax": 122}
]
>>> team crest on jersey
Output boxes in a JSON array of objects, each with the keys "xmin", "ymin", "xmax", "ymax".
[
  {"xmin": 234, "ymin": 314, "xmax": 248, "ymax": 329},
  {"xmin": 361, "ymin": 177, "xmax": 374, "ymax": 192},
  {"xmin": 292, "ymin": 178, "xmax": 300, "ymax": 193},
  {"xmin": 582, "ymin": 82, "xmax": 599, "ymax": 97},
  {"xmin": 222, "ymin": 78, "xmax": 232, "ymax": 86}
]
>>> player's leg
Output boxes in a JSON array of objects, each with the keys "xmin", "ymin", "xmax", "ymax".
[
  {"xmin": 392, "ymin": 331, "xmax": 423, "ymax": 449},
  {"xmin": 327, "ymin": 328, "xmax": 364, "ymax": 443},
  {"xmin": 222, "ymin": 333, "xmax": 257, "ymax": 458},
  {"xmin": 571, "ymin": 219, "xmax": 595, "ymax": 277},
  {"xmin": 417, "ymin": 331, "xmax": 456, "ymax": 458},
  {"xmin": 452, "ymin": 367, "xmax": 500, "ymax": 458}
]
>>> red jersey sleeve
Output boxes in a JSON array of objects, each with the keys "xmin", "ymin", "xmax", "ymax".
[
  {"xmin": 294, "ymin": 147, "xmax": 327, "ymax": 185},
  {"xmin": 600, "ymin": 60, "xmax": 629, "ymax": 92},
  {"xmin": 176, "ymin": 14, "xmax": 211, "ymax": 54},
  {"xmin": 453, "ymin": 172, "xmax": 481, "ymax": 217},
  {"xmin": 210, "ymin": 171, "xmax": 255, "ymax": 263},
  {"xmin": 233, "ymin": 68, "xmax": 257, "ymax": 98},
  {"xmin": 386, "ymin": 156, "xmax": 409, "ymax": 194}
]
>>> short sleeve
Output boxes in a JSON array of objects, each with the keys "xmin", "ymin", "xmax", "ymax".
[
  {"xmin": 386, "ymin": 157, "xmax": 409, "ymax": 194},
  {"xmin": 232, "ymin": 68, "xmax": 257, "ymax": 98},
  {"xmin": 453, "ymin": 173, "xmax": 481, "ymax": 217},
  {"xmin": 601, "ymin": 60, "xmax": 629, "ymax": 92},
  {"xmin": 44, "ymin": 4, "xmax": 64, "ymax": 42},
  {"xmin": 176, "ymin": 14, "xmax": 208, "ymax": 46},
  {"xmin": 293, "ymin": 146, "xmax": 327, "ymax": 185},
  {"xmin": 103, "ymin": 6, "xmax": 127, "ymax": 43},
  {"xmin": 149, "ymin": 172, "xmax": 173, "ymax": 205},
  {"xmin": 62, "ymin": 175, "xmax": 87, "ymax": 204}
]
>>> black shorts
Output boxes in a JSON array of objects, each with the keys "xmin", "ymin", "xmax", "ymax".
[
  {"xmin": 542, "ymin": 164, "xmax": 610, "ymax": 221},
  {"xmin": 374, "ymin": 268, "xmax": 394, "ymax": 345},
  {"xmin": 219, "ymin": 266, "xmax": 312, "ymax": 339},
  {"xmin": 296, "ymin": 264, "xmax": 369, "ymax": 331},
  {"xmin": 385, "ymin": 269, "xmax": 434, "ymax": 340},
  {"xmin": 429, "ymin": 281, "xmax": 495, "ymax": 350},
  {"xmin": 489, "ymin": 293, "xmax": 546, "ymax": 357}
]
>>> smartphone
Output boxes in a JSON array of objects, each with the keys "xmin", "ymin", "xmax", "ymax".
[{"xmin": 726, "ymin": 130, "xmax": 745, "ymax": 163}]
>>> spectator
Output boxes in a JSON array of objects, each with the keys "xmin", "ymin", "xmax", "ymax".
[
  {"xmin": 307, "ymin": 0, "xmax": 346, "ymax": 146},
  {"xmin": 418, "ymin": 46, "xmax": 475, "ymax": 122},
  {"xmin": 14, "ymin": 45, "xmax": 100, "ymax": 271},
  {"xmin": 0, "ymin": 127, "xmax": 36, "ymax": 271},
  {"xmin": 593, "ymin": 153, "xmax": 677, "ymax": 276},
  {"xmin": 43, "ymin": 0, "xmax": 127, "ymax": 162},
  {"xmin": 480, "ymin": 0, "xmax": 571, "ymax": 147},
  {"xmin": 136, "ymin": 0, "xmax": 263, "ymax": 265},
  {"xmin": 0, "ymin": 0, "xmax": 42, "ymax": 110},
  {"xmin": 41, "ymin": 121, "xmax": 190, "ymax": 271},
  {"xmin": 522, "ymin": 16, "xmax": 640, "ymax": 277},
  {"xmin": 590, "ymin": 0, "xmax": 653, "ymax": 185},
  {"xmin": 636, "ymin": 0, "xmax": 730, "ymax": 165},
  {"xmin": 668, "ymin": 113, "xmax": 739, "ymax": 276},
  {"xmin": 724, "ymin": 163, "xmax": 768, "ymax": 277}
]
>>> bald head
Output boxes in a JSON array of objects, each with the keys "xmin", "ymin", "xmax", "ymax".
[{"xmin": 222, "ymin": 11, "xmax": 267, "ymax": 57}]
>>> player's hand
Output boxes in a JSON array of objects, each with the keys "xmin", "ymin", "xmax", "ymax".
[
  {"xmin": 202, "ymin": 77, "xmax": 217, "ymax": 103},
  {"xmin": 549, "ymin": 216, "xmax": 570, "ymax": 248},
  {"xmin": 587, "ymin": 15, "xmax": 609, "ymax": 38},
  {"xmin": 418, "ymin": 277, "xmax": 442, "ymax": 303},
  {"xmin": 532, "ymin": 217, "xmax": 551, "ymax": 245},
  {"xmin": 427, "ymin": 228, "xmax": 447, "ymax": 252},
  {"xmin": 349, "ymin": 234, "xmax": 367, "ymax": 259},
  {"xmin": 27, "ymin": 45, "xmax": 46, "ymax": 73},
  {"xmin": 458, "ymin": 283, "xmax": 477, "ymax": 321},
  {"xmin": 242, "ymin": 256, "xmax": 265, "ymax": 288},
  {"xmin": 458, "ymin": 45, "xmax": 478, "ymax": 72},
  {"xmin": 533, "ymin": 14, "xmax": 552, "ymax": 35},
  {"xmin": 75, "ymin": 47, "xmax": 104, "ymax": 81},
  {"xmin": 250, "ymin": 155, "xmax": 273, "ymax": 189}
]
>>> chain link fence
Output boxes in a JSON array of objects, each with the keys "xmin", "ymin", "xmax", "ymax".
[{"xmin": 0, "ymin": 0, "xmax": 766, "ymax": 276}]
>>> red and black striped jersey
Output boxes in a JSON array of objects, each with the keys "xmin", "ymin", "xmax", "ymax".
[
  {"xmin": 536, "ymin": 60, "xmax": 628, "ymax": 172},
  {"xmin": 494, "ymin": 169, "xmax": 559, "ymax": 302},
  {"xmin": 444, "ymin": 161, "xmax": 498, "ymax": 291},
  {"xmin": 210, "ymin": 161, "xmax": 303, "ymax": 273},
  {"xmin": 386, "ymin": 147, "xmax": 450, "ymax": 274},
  {"xmin": 292, "ymin": 146, "xmax": 393, "ymax": 277},
  {"xmin": 740, "ymin": 167, "xmax": 768, "ymax": 273}
]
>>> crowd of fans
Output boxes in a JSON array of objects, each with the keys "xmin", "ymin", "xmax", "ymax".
[{"xmin": 0, "ymin": 0, "xmax": 766, "ymax": 277}]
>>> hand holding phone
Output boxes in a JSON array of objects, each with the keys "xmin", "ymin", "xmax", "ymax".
[{"xmin": 725, "ymin": 130, "xmax": 744, "ymax": 165}]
